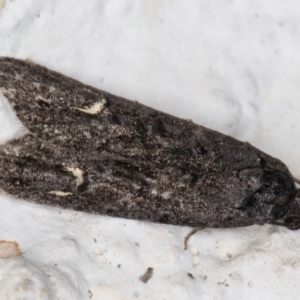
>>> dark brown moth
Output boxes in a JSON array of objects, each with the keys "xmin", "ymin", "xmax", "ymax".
[{"xmin": 0, "ymin": 57, "xmax": 299, "ymax": 230}]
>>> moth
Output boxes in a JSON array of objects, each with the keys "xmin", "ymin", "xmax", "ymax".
[{"xmin": 0, "ymin": 57, "xmax": 299, "ymax": 231}]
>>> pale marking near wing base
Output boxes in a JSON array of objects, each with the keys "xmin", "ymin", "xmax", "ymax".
[{"xmin": 73, "ymin": 98, "xmax": 107, "ymax": 115}]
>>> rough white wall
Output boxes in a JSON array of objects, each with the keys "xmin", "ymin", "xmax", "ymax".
[{"xmin": 1, "ymin": 1, "xmax": 300, "ymax": 299}]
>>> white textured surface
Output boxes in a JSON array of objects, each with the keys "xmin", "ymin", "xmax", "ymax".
[{"xmin": 1, "ymin": 1, "xmax": 300, "ymax": 299}]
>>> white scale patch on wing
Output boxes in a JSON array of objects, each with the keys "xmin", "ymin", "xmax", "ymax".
[
  {"xmin": 73, "ymin": 98, "xmax": 107, "ymax": 115},
  {"xmin": 48, "ymin": 191, "xmax": 73, "ymax": 196},
  {"xmin": 48, "ymin": 167, "xmax": 84, "ymax": 196},
  {"xmin": 35, "ymin": 95, "xmax": 50, "ymax": 103},
  {"xmin": 65, "ymin": 167, "xmax": 84, "ymax": 188}
]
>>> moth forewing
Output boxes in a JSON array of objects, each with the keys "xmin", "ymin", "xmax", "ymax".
[{"xmin": 0, "ymin": 57, "xmax": 298, "ymax": 230}]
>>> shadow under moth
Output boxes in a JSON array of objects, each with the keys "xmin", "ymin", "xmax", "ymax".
[{"xmin": 0, "ymin": 57, "xmax": 300, "ymax": 231}]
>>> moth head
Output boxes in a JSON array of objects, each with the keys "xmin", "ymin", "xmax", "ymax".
[
  {"xmin": 238, "ymin": 169, "xmax": 296, "ymax": 223},
  {"xmin": 274, "ymin": 188, "xmax": 300, "ymax": 229}
]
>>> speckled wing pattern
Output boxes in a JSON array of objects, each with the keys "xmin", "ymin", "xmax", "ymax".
[{"xmin": 0, "ymin": 57, "xmax": 297, "ymax": 228}]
